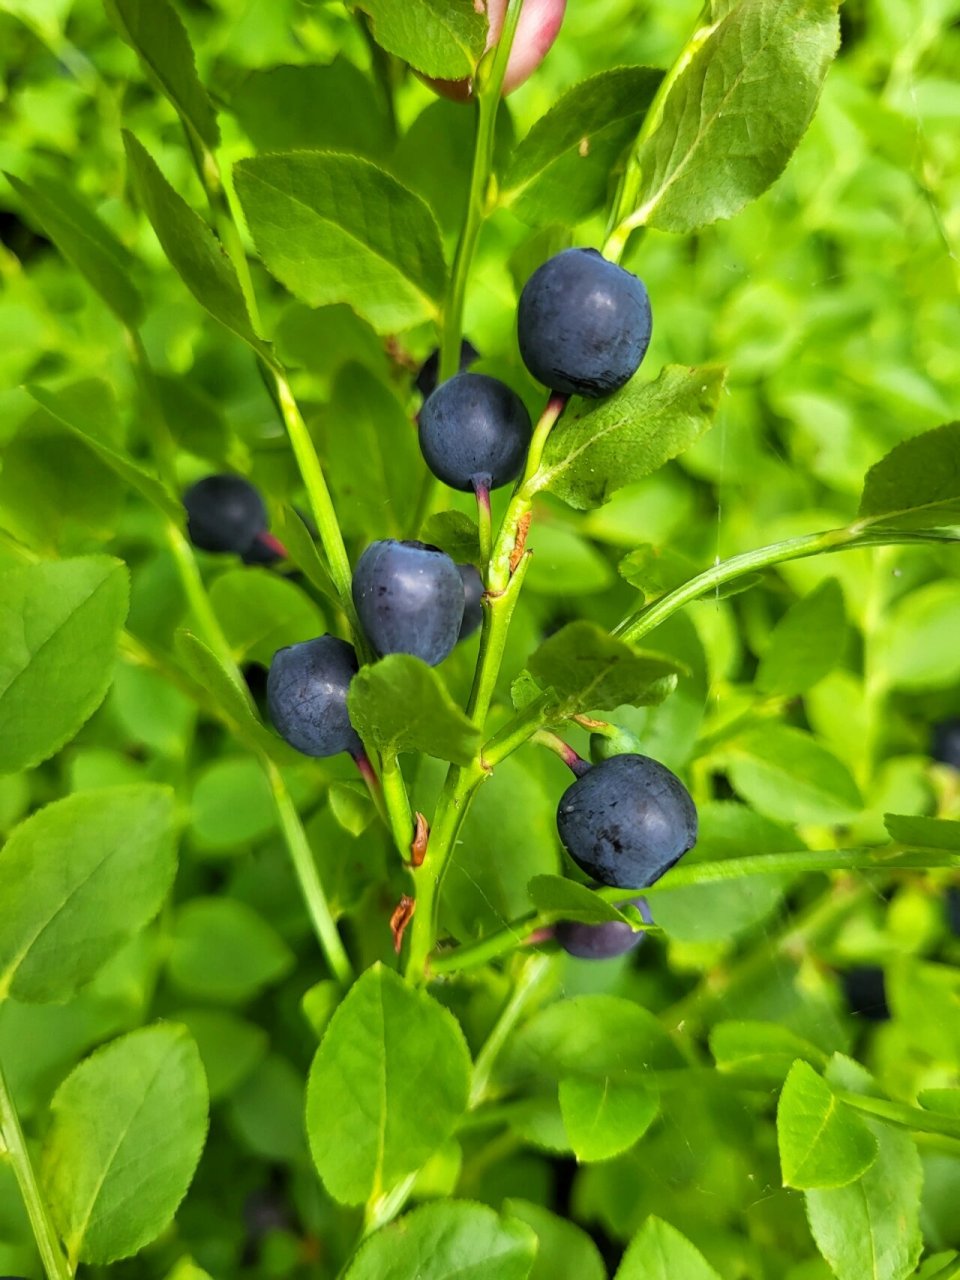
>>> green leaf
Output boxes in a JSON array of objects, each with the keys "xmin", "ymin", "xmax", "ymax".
[
  {"xmin": 725, "ymin": 726, "xmax": 862, "ymax": 825},
  {"xmin": 353, "ymin": 0, "xmax": 487, "ymax": 78},
  {"xmin": 615, "ymin": 1216, "xmax": 721, "ymax": 1280},
  {"xmin": 883, "ymin": 814, "xmax": 960, "ymax": 851},
  {"xmin": 167, "ymin": 898, "xmax": 294, "ymax": 1002},
  {"xmin": 321, "ymin": 364, "xmax": 422, "ymax": 540},
  {"xmin": 344, "ymin": 1201, "xmax": 537, "ymax": 1280},
  {"xmin": 189, "ymin": 757, "xmax": 277, "ymax": 851},
  {"xmin": 0, "ymin": 556, "xmax": 129, "ymax": 774},
  {"xmin": 710, "ymin": 1021, "xmax": 827, "ymax": 1082},
  {"xmin": 777, "ymin": 1060, "xmax": 878, "ymax": 1189},
  {"xmin": 420, "ymin": 510, "xmax": 482, "ymax": 564},
  {"xmin": 527, "ymin": 875, "xmax": 637, "ymax": 926},
  {"xmin": 122, "ymin": 131, "xmax": 265, "ymax": 354},
  {"xmin": 503, "ymin": 1199, "xmax": 606, "ymax": 1280},
  {"xmin": 234, "ymin": 152, "xmax": 447, "ymax": 333},
  {"xmin": 918, "ymin": 1089, "xmax": 960, "ymax": 1118},
  {"xmin": 25, "ymin": 383, "xmax": 182, "ymax": 522},
  {"xmin": 886, "ymin": 959, "xmax": 960, "ymax": 1065},
  {"xmin": 805, "ymin": 1066, "xmax": 923, "ymax": 1280},
  {"xmin": 173, "ymin": 1008, "xmax": 267, "ymax": 1101},
  {"xmin": 40, "ymin": 1023, "xmax": 209, "ymax": 1267},
  {"xmin": 876, "ymin": 582, "xmax": 960, "ymax": 690},
  {"xmin": 272, "ymin": 506, "xmax": 338, "ymax": 606},
  {"xmin": 526, "ymin": 620, "xmax": 684, "ymax": 719},
  {"xmin": 4, "ymin": 172, "xmax": 144, "ymax": 326},
  {"xmin": 230, "ymin": 60, "xmax": 391, "ymax": 158},
  {"xmin": 503, "ymin": 67, "xmax": 663, "ymax": 227},
  {"xmin": 104, "ymin": 0, "xmax": 219, "ymax": 148},
  {"xmin": 306, "ymin": 963, "xmax": 471, "ymax": 1205},
  {"xmin": 756, "ymin": 579, "xmax": 846, "ymax": 696},
  {"xmin": 0, "ymin": 785, "xmax": 175, "ymax": 1002},
  {"xmin": 508, "ymin": 995, "xmax": 684, "ymax": 1085},
  {"xmin": 558, "ymin": 1076, "xmax": 659, "ymax": 1162},
  {"xmin": 627, "ymin": 0, "xmax": 840, "ymax": 233},
  {"xmin": 858, "ymin": 422, "xmax": 960, "ymax": 530},
  {"xmin": 209, "ymin": 568, "xmax": 325, "ymax": 667},
  {"xmin": 227, "ymin": 1054, "xmax": 307, "ymax": 1163},
  {"xmin": 537, "ymin": 365, "xmax": 726, "ymax": 510},
  {"xmin": 173, "ymin": 629, "xmax": 288, "ymax": 761},
  {"xmin": 650, "ymin": 802, "xmax": 794, "ymax": 943},
  {"xmin": 348, "ymin": 655, "xmax": 481, "ymax": 765}
]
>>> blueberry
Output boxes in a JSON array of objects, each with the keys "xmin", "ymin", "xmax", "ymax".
[
  {"xmin": 418, "ymin": 373, "xmax": 532, "ymax": 492},
  {"xmin": 352, "ymin": 540, "xmax": 464, "ymax": 666},
  {"xmin": 555, "ymin": 897, "xmax": 652, "ymax": 960},
  {"xmin": 415, "ymin": 338, "xmax": 480, "ymax": 400},
  {"xmin": 556, "ymin": 754, "xmax": 697, "ymax": 889},
  {"xmin": 241, "ymin": 531, "xmax": 286, "ymax": 566},
  {"xmin": 267, "ymin": 635, "xmax": 362, "ymax": 758},
  {"xmin": 839, "ymin": 966, "xmax": 889, "ymax": 1022},
  {"xmin": 458, "ymin": 563, "xmax": 484, "ymax": 640},
  {"xmin": 184, "ymin": 474, "xmax": 267, "ymax": 554},
  {"xmin": 931, "ymin": 718, "xmax": 960, "ymax": 769},
  {"xmin": 517, "ymin": 247, "xmax": 652, "ymax": 398}
]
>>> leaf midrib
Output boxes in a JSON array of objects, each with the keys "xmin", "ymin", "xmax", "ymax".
[{"xmin": 236, "ymin": 161, "xmax": 440, "ymax": 314}]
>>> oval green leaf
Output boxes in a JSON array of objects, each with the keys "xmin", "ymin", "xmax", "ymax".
[
  {"xmin": 0, "ymin": 556, "xmax": 129, "ymax": 774},
  {"xmin": 40, "ymin": 1023, "xmax": 209, "ymax": 1267},
  {"xmin": 306, "ymin": 963, "xmax": 471, "ymax": 1205}
]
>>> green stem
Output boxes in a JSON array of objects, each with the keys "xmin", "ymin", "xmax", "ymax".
[
  {"xmin": 165, "ymin": 522, "xmax": 245, "ymax": 690},
  {"xmin": 264, "ymin": 759, "xmax": 353, "ymax": 987},
  {"xmin": 839, "ymin": 1092, "xmax": 960, "ymax": 1142},
  {"xmin": 469, "ymin": 955, "xmax": 553, "ymax": 1107},
  {"xmin": 0, "ymin": 1054, "xmax": 73, "ymax": 1280},
  {"xmin": 271, "ymin": 368, "xmax": 356, "ymax": 620},
  {"xmin": 407, "ymin": 0, "xmax": 525, "ymax": 536},
  {"xmin": 614, "ymin": 526, "xmax": 957, "ymax": 646},
  {"xmin": 381, "ymin": 752, "xmax": 414, "ymax": 860}
]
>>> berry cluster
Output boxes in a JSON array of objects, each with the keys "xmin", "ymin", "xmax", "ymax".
[{"xmin": 184, "ymin": 248, "xmax": 680, "ymax": 959}]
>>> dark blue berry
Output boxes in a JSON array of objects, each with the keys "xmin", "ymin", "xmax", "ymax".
[
  {"xmin": 184, "ymin": 474, "xmax": 267, "ymax": 554},
  {"xmin": 418, "ymin": 372, "xmax": 532, "ymax": 492},
  {"xmin": 839, "ymin": 966, "xmax": 890, "ymax": 1022},
  {"xmin": 555, "ymin": 897, "xmax": 652, "ymax": 960},
  {"xmin": 415, "ymin": 338, "xmax": 480, "ymax": 400},
  {"xmin": 458, "ymin": 564, "xmax": 484, "ymax": 641},
  {"xmin": 556, "ymin": 754, "xmax": 697, "ymax": 889},
  {"xmin": 931, "ymin": 718, "xmax": 960, "ymax": 769},
  {"xmin": 518, "ymin": 247, "xmax": 652, "ymax": 398},
  {"xmin": 352, "ymin": 540, "xmax": 464, "ymax": 667},
  {"xmin": 267, "ymin": 635, "xmax": 362, "ymax": 758}
]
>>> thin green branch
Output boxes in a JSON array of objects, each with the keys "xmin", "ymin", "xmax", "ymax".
[
  {"xmin": 469, "ymin": 955, "xmax": 553, "ymax": 1107},
  {"xmin": 265, "ymin": 759, "xmax": 354, "ymax": 987},
  {"xmin": 0, "ymin": 1054, "xmax": 73, "ymax": 1280}
]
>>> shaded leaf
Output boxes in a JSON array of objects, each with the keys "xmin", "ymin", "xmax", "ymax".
[
  {"xmin": 504, "ymin": 67, "xmax": 662, "ymax": 227},
  {"xmin": 105, "ymin": 0, "xmax": 219, "ymax": 147},
  {"xmin": 167, "ymin": 898, "xmax": 294, "ymax": 1002},
  {"xmin": 4, "ymin": 172, "xmax": 143, "ymax": 326},
  {"xmin": 123, "ymin": 131, "xmax": 265, "ymax": 354},
  {"xmin": 504, "ymin": 1199, "xmax": 606, "ymax": 1280},
  {"xmin": 710, "ymin": 1021, "xmax": 827, "ymax": 1082},
  {"xmin": 756, "ymin": 578, "xmax": 846, "ymax": 696},
  {"xmin": 725, "ymin": 726, "xmax": 862, "ymax": 825},
  {"xmin": 884, "ymin": 814, "xmax": 960, "ymax": 851},
  {"xmin": 527, "ymin": 875, "xmax": 636, "ymax": 926},
  {"xmin": 615, "ymin": 1216, "xmax": 721, "ymax": 1280},
  {"xmin": 209, "ymin": 568, "xmax": 324, "ymax": 668},
  {"xmin": 559, "ymin": 1076, "xmax": 659, "ymax": 1162}
]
